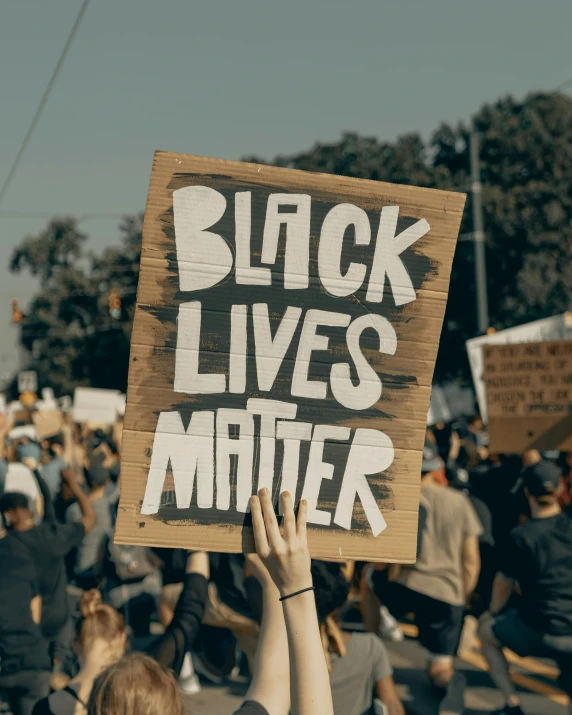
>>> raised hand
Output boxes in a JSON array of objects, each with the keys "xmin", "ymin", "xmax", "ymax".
[{"xmin": 250, "ymin": 489, "xmax": 312, "ymax": 597}]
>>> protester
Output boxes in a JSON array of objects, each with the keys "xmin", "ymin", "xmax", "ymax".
[
  {"xmin": 478, "ymin": 460, "xmax": 572, "ymax": 712},
  {"xmin": 0, "ymin": 521, "xmax": 51, "ymax": 715},
  {"xmin": 200, "ymin": 553, "xmax": 261, "ymax": 675},
  {"xmin": 0, "ymin": 466, "xmax": 96, "ymax": 675},
  {"xmin": 311, "ymin": 560, "xmax": 404, "ymax": 715},
  {"xmin": 66, "ymin": 453, "xmax": 114, "ymax": 589},
  {"xmin": 32, "ymin": 590, "xmax": 126, "ymax": 714},
  {"xmin": 104, "ymin": 542, "xmax": 162, "ymax": 636},
  {"xmin": 84, "ymin": 490, "xmax": 334, "ymax": 715},
  {"xmin": 1, "ymin": 458, "xmax": 43, "ymax": 518},
  {"xmin": 40, "ymin": 435, "xmax": 68, "ymax": 502},
  {"xmin": 154, "ymin": 546, "xmax": 201, "ymax": 693},
  {"xmin": 362, "ymin": 439, "xmax": 483, "ymax": 714},
  {"xmin": 32, "ymin": 551, "xmax": 209, "ymax": 715},
  {"xmin": 446, "ymin": 456, "xmax": 495, "ymax": 618}
]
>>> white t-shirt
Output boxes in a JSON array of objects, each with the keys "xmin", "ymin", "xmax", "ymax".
[{"xmin": 3, "ymin": 462, "xmax": 40, "ymax": 510}]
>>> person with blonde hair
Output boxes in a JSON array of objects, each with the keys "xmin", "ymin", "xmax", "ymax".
[
  {"xmin": 85, "ymin": 489, "xmax": 334, "ymax": 715},
  {"xmin": 33, "ymin": 590, "xmax": 126, "ymax": 714},
  {"xmin": 33, "ymin": 551, "xmax": 210, "ymax": 714}
]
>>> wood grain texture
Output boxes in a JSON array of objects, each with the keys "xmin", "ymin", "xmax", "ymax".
[{"xmin": 116, "ymin": 152, "xmax": 465, "ymax": 562}]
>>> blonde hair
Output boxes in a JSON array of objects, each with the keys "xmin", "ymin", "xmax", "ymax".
[
  {"xmin": 77, "ymin": 590, "xmax": 125, "ymax": 649},
  {"xmin": 87, "ymin": 653, "xmax": 183, "ymax": 715}
]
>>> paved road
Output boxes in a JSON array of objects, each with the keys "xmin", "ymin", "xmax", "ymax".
[{"xmin": 182, "ymin": 627, "xmax": 569, "ymax": 715}]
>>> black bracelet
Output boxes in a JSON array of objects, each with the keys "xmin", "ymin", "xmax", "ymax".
[{"xmin": 279, "ymin": 586, "xmax": 315, "ymax": 602}]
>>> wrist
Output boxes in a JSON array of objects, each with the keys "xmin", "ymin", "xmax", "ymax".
[{"xmin": 278, "ymin": 579, "xmax": 314, "ymax": 600}]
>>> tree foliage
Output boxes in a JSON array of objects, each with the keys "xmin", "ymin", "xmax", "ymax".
[
  {"xmin": 9, "ymin": 215, "xmax": 142, "ymax": 396},
  {"xmin": 9, "ymin": 92, "xmax": 572, "ymax": 391}
]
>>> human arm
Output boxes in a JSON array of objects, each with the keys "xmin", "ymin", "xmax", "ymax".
[
  {"xmin": 33, "ymin": 468, "xmax": 56, "ymax": 524},
  {"xmin": 30, "ymin": 594, "xmax": 42, "ymax": 624},
  {"xmin": 461, "ymin": 496, "xmax": 483, "ymax": 597},
  {"xmin": 146, "ymin": 551, "xmax": 209, "ymax": 674},
  {"xmin": 61, "ymin": 421, "xmax": 74, "ymax": 469},
  {"xmin": 251, "ymin": 489, "xmax": 334, "ymax": 715},
  {"xmin": 487, "ymin": 572, "xmax": 515, "ymax": 616},
  {"xmin": 0, "ymin": 414, "xmax": 11, "ymax": 460},
  {"xmin": 462, "ymin": 535, "xmax": 481, "ymax": 597},
  {"xmin": 376, "ymin": 676, "xmax": 405, "ymax": 715},
  {"xmin": 447, "ymin": 431, "xmax": 461, "ymax": 468},
  {"xmin": 243, "ymin": 554, "xmax": 289, "ymax": 715},
  {"xmin": 61, "ymin": 468, "xmax": 96, "ymax": 533}
]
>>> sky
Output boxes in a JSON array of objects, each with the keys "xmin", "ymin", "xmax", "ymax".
[{"xmin": 1, "ymin": 0, "xmax": 571, "ymax": 385}]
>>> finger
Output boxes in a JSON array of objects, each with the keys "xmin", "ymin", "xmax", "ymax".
[
  {"xmin": 259, "ymin": 488, "xmax": 283, "ymax": 549},
  {"xmin": 296, "ymin": 498, "xmax": 308, "ymax": 542},
  {"xmin": 281, "ymin": 491, "xmax": 297, "ymax": 544},
  {"xmin": 250, "ymin": 495, "xmax": 269, "ymax": 557}
]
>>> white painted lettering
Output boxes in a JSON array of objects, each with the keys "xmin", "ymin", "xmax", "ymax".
[
  {"xmin": 366, "ymin": 206, "xmax": 430, "ymax": 305},
  {"xmin": 261, "ymin": 194, "xmax": 311, "ymax": 289},
  {"xmin": 173, "ymin": 186, "xmax": 233, "ymax": 291},
  {"xmin": 141, "ymin": 410, "xmax": 214, "ymax": 515}
]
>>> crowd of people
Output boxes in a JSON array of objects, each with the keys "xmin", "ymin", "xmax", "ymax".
[{"xmin": 0, "ymin": 404, "xmax": 571, "ymax": 715}]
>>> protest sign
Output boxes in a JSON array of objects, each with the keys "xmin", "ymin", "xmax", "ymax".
[
  {"xmin": 8, "ymin": 424, "xmax": 37, "ymax": 441},
  {"xmin": 484, "ymin": 340, "xmax": 572, "ymax": 453},
  {"xmin": 116, "ymin": 393, "xmax": 126, "ymax": 418},
  {"xmin": 116, "ymin": 152, "xmax": 465, "ymax": 562},
  {"xmin": 17, "ymin": 370, "xmax": 37, "ymax": 395},
  {"xmin": 32, "ymin": 410, "xmax": 64, "ymax": 440},
  {"xmin": 427, "ymin": 386, "xmax": 452, "ymax": 426},
  {"xmin": 467, "ymin": 313, "xmax": 572, "ymax": 423},
  {"xmin": 72, "ymin": 387, "xmax": 120, "ymax": 425}
]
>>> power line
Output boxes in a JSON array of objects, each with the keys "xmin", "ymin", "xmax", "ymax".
[
  {"xmin": 0, "ymin": 212, "xmax": 125, "ymax": 220},
  {"xmin": 554, "ymin": 75, "xmax": 572, "ymax": 92},
  {"xmin": 0, "ymin": 0, "xmax": 91, "ymax": 207}
]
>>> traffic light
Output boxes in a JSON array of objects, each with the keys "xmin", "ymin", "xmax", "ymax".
[
  {"xmin": 108, "ymin": 290, "xmax": 121, "ymax": 320},
  {"xmin": 11, "ymin": 299, "xmax": 23, "ymax": 324}
]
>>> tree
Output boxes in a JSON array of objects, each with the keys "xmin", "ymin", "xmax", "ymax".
[
  {"xmin": 9, "ymin": 214, "xmax": 143, "ymax": 396},
  {"xmin": 10, "ymin": 92, "xmax": 572, "ymax": 389},
  {"xmin": 249, "ymin": 92, "xmax": 572, "ymax": 381}
]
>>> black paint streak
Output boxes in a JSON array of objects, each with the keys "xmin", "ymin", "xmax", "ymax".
[{"xmin": 133, "ymin": 175, "xmax": 437, "ymax": 531}]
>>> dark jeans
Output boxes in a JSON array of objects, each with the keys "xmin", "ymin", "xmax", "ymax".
[
  {"xmin": 493, "ymin": 609, "xmax": 572, "ymax": 696},
  {"xmin": 0, "ymin": 670, "xmax": 51, "ymax": 715},
  {"xmin": 369, "ymin": 569, "xmax": 465, "ymax": 656}
]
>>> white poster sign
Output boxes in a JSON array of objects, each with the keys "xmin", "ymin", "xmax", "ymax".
[
  {"xmin": 466, "ymin": 313, "xmax": 572, "ymax": 423},
  {"xmin": 18, "ymin": 370, "xmax": 38, "ymax": 394},
  {"xmin": 72, "ymin": 387, "xmax": 120, "ymax": 425}
]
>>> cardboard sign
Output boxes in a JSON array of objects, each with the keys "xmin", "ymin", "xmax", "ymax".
[
  {"xmin": 116, "ymin": 152, "xmax": 465, "ymax": 562},
  {"xmin": 32, "ymin": 410, "xmax": 64, "ymax": 440},
  {"xmin": 18, "ymin": 370, "xmax": 38, "ymax": 395},
  {"xmin": 485, "ymin": 340, "xmax": 572, "ymax": 453},
  {"xmin": 72, "ymin": 387, "xmax": 120, "ymax": 425},
  {"xmin": 467, "ymin": 313, "xmax": 572, "ymax": 423}
]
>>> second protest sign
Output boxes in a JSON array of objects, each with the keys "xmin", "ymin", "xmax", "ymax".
[{"xmin": 116, "ymin": 153, "xmax": 465, "ymax": 562}]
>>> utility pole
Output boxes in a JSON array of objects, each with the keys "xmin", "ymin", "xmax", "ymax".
[{"xmin": 470, "ymin": 131, "xmax": 489, "ymax": 334}]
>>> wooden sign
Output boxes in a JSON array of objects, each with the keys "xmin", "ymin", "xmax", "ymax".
[
  {"xmin": 116, "ymin": 152, "xmax": 465, "ymax": 562},
  {"xmin": 485, "ymin": 340, "xmax": 572, "ymax": 453},
  {"xmin": 32, "ymin": 410, "xmax": 64, "ymax": 440}
]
